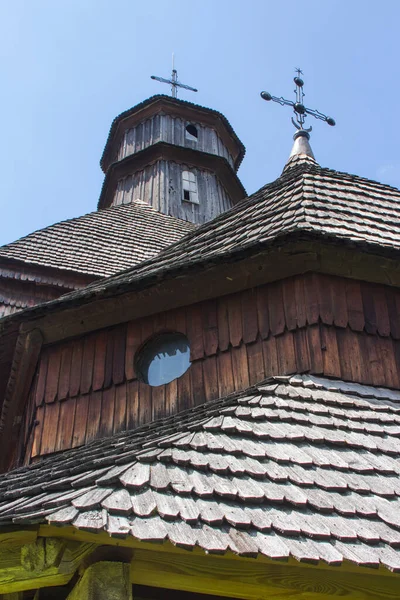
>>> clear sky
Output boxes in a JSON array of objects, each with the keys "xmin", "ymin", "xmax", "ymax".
[{"xmin": 1, "ymin": 0, "xmax": 400, "ymax": 245}]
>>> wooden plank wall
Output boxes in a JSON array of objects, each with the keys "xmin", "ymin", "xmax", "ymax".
[
  {"xmin": 25, "ymin": 273, "xmax": 400, "ymax": 461},
  {"xmin": 117, "ymin": 114, "xmax": 235, "ymax": 169},
  {"xmin": 112, "ymin": 160, "xmax": 233, "ymax": 224}
]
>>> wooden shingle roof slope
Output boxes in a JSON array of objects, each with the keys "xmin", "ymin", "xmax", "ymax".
[
  {"xmin": 1, "ymin": 374, "xmax": 400, "ymax": 571},
  {"xmin": 0, "ymin": 200, "xmax": 195, "ymax": 278},
  {"xmin": 19, "ymin": 151, "xmax": 400, "ymax": 315}
]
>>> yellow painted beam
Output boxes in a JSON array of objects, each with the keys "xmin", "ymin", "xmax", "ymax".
[
  {"xmin": 130, "ymin": 548, "xmax": 400, "ymax": 600},
  {"xmin": 0, "ymin": 539, "xmax": 95, "ymax": 595}
]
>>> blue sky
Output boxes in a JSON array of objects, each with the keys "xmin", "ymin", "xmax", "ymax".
[{"xmin": 1, "ymin": 0, "xmax": 400, "ymax": 245}]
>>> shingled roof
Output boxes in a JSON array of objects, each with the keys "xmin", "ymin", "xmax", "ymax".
[
  {"xmin": 0, "ymin": 201, "xmax": 195, "ymax": 278},
  {"xmin": 49, "ymin": 153, "xmax": 400, "ymax": 303},
  {"xmin": 1, "ymin": 374, "xmax": 400, "ymax": 571}
]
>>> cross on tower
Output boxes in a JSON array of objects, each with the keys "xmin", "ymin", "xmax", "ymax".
[
  {"xmin": 151, "ymin": 55, "xmax": 198, "ymax": 99},
  {"xmin": 260, "ymin": 69, "xmax": 335, "ymax": 132}
]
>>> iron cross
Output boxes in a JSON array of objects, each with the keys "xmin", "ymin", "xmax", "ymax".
[
  {"xmin": 260, "ymin": 69, "xmax": 335, "ymax": 132},
  {"xmin": 151, "ymin": 55, "xmax": 198, "ymax": 99}
]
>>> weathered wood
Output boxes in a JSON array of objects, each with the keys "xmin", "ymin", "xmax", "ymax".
[
  {"xmin": 304, "ymin": 273, "xmax": 319, "ymax": 325},
  {"xmin": 130, "ymin": 548, "xmax": 400, "ymax": 600},
  {"xmin": 44, "ymin": 348, "xmax": 62, "ymax": 404},
  {"xmin": 202, "ymin": 356, "xmax": 219, "ymax": 402},
  {"xmin": 256, "ymin": 285, "xmax": 270, "ymax": 339},
  {"xmin": 72, "ymin": 395, "xmax": 89, "ymax": 448},
  {"xmin": 85, "ymin": 391, "xmax": 102, "ymax": 444},
  {"xmin": 217, "ymin": 352, "xmax": 234, "ymax": 397},
  {"xmin": 202, "ymin": 300, "xmax": 219, "ymax": 356},
  {"xmin": 54, "ymin": 399, "xmax": 75, "ymax": 452},
  {"xmin": 293, "ymin": 328, "xmax": 311, "ymax": 373},
  {"xmin": 67, "ymin": 561, "xmax": 132, "ymax": 600},
  {"xmin": 80, "ymin": 335, "xmax": 95, "ymax": 396},
  {"xmin": 0, "ymin": 329, "xmax": 43, "ymax": 471},
  {"xmin": 0, "ymin": 539, "xmax": 94, "ymax": 595},
  {"xmin": 151, "ymin": 383, "xmax": 165, "ymax": 420},
  {"xmin": 126, "ymin": 380, "xmax": 139, "ymax": 429},
  {"xmin": 276, "ymin": 331, "xmax": 297, "ymax": 375},
  {"xmin": 99, "ymin": 387, "xmax": 115, "ymax": 438},
  {"xmin": 282, "ymin": 277, "xmax": 297, "ymax": 331},
  {"xmin": 268, "ymin": 282, "xmax": 285, "ymax": 336},
  {"xmin": 112, "ymin": 325, "xmax": 126, "ymax": 386},
  {"xmin": 58, "ymin": 344, "xmax": 72, "ymax": 401},
  {"xmin": 25, "ymin": 270, "xmax": 400, "ymax": 460},
  {"xmin": 20, "ymin": 538, "xmax": 65, "ymax": 573},
  {"xmin": 187, "ymin": 304, "xmax": 204, "ymax": 361},
  {"xmin": 241, "ymin": 290, "xmax": 258, "ymax": 344},
  {"xmin": 93, "ymin": 331, "xmax": 107, "ymax": 391},
  {"xmin": 177, "ymin": 368, "xmax": 191, "ymax": 414},
  {"xmin": 362, "ymin": 282, "xmax": 377, "ymax": 335},
  {"xmin": 231, "ymin": 345, "xmax": 250, "ymax": 391},
  {"xmin": 227, "ymin": 295, "xmax": 242, "ymax": 348},
  {"xmin": 247, "ymin": 339, "xmax": 264, "ymax": 385},
  {"xmin": 125, "ymin": 321, "xmax": 140, "ymax": 381},
  {"xmin": 103, "ymin": 329, "xmax": 114, "ymax": 390},
  {"xmin": 69, "ymin": 340, "xmax": 83, "ymax": 398},
  {"xmin": 217, "ymin": 300, "xmax": 230, "ymax": 352},
  {"xmin": 320, "ymin": 326, "xmax": 340, "ymax": 378},
  {"xmin": 164, "ymin": 377, "xmax": 178, "ymax": 417},
  {"xmin": 191, "ymin": 360, "xmax": 205, "ymax": 407},
  {"xmin": 40, "ymin": 403, "xmax": 60, "ymax": 455},
  {"xmin": 35, "ymin": 353, "xmax": 48, "ymax": 407}
]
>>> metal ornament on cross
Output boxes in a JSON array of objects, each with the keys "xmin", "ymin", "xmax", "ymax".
[
  {"xmin": 260, "ymin": 69, "xmax": 335, "ymax": 133},
  {"xmin": 151, "ymin": 54, "xmax": 198, "ymax": 98}
]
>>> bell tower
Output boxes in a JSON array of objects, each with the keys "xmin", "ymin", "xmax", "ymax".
[{"xmin": 98, "ymin": 93, "xmax": 246, "ymax": 224}]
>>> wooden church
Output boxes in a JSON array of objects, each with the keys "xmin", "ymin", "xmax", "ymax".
[{"xmin": 0, "ymin": 70, "xmax": 399, "ymax": 599}]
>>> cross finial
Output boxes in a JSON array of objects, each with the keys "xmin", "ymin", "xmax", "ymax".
[
  {"xmin": 151, "ymin": 54, "xmax": 198, "ymax": 99},
  {"xmin": 260, "ymin": 69, "xmax": 335, "ymax": 134}
]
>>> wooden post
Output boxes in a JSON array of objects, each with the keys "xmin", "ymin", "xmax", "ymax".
[{"xmin": 67, "ymin": 561, "xmax": 132, "ymax": 600}]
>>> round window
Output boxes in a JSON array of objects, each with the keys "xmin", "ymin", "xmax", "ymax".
[{"xmin": 135, "ymin": 332, "xmax": 191, "ymax": 387}]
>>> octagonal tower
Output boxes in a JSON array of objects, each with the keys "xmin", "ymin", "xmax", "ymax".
[{"xmin": 98, "ymin": 95, "xmax": 246, "ymax": 224}]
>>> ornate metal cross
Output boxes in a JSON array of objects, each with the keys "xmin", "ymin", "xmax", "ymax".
[
  {"xmin": 151, "ymin": 55, "xmax": 198, "ymax": 99},
  {"xmin": 260, "ymin": 69, "xmax": 335, "ymax": 132}
]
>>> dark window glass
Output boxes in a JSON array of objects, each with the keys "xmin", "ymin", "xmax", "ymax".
[
  {"xmin": 183, "ymin": 189, "xmax": 190, "ymax": 201},
  {"xmin": 135, "ymin": 332, "xmax": 191, "ymax": 386}
]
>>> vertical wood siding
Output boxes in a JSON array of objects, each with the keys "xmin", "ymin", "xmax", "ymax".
[
  {"xmin": 112, "ymin": 161, "xmax": 233, "ymax": 224},
  {"xmin": 25, "ymin": 273, "xmax": 400, "ymax": 461},
  {"xmin": 117, "ymin": 114, "xmax": 235, "ymax": 169}
]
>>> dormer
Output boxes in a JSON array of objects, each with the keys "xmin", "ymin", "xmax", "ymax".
[{"xmin": 98, "ymin": 95, "xmax": 246, "ymax": 224}]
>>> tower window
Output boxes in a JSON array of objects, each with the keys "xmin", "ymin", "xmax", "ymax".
[
  {"xmin": 185, "ymin": 124, "xmax": 198, "ymax": 142},
  {"xmin": 182, "ymin": 170, "xmax": 199, "ymax": 204}
]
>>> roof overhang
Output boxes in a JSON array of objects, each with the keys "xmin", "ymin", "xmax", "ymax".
[
  {"xmin": 12, "ymin": 233, "xmax": 400, "ymax": 345},
  {"xmin": 100, "ymin": 95, "xmax": 246, "ymax": 173},
  {"xmin": 97, "ymin": 142, "xmax": 246, "ymax": 210}
]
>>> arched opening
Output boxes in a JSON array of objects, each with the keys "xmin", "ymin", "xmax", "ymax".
[{"xmin": 185, "ymin": 123, "xmax": 198, "ymax": 142}]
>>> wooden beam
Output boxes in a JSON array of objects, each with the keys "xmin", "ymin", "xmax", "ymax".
[
  {"xmin": 130, "ymin": 548, "xmax": 400, "ymax": 600},
  {"xmin": 0, "ymin": 538, "xmax": 95, "ymax": 595},
  {"xmin": 66, "ymin": 562, "xmax": 132, "ymax": 600},
  {"xmin": 0, "ymin": 329, "xmax": 43, "ymax": 471}
]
